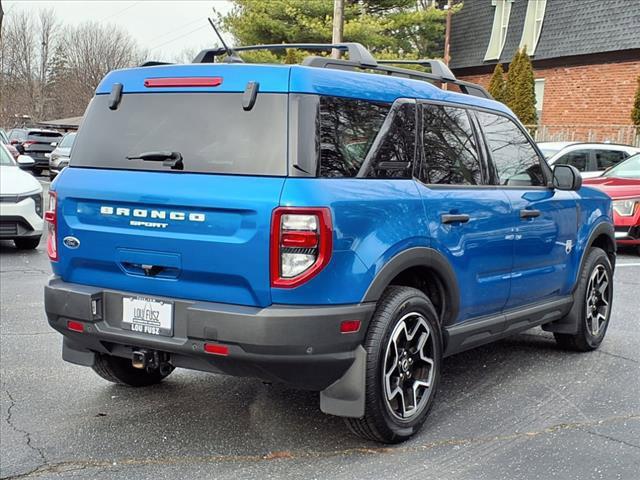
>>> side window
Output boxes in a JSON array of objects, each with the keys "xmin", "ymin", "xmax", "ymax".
[
  {"xmin": 420, "ymin": 104, "xmax": 482, "ymax": 185},
  {"xmin": 477, "ymin": 112, "xmax": 546, "ymax": 186},
  {"xmin": 362, "ymin": 102, "xmax": 416, "ymax": 178},
  {"xmin": 318, "ymin": 96, "xmax": 390, "ymax": 178},
  {"xmin": 595, "ymin": 150, "xmax": 626, "ymax": 170},
  {"xmin": 557, "ymin": 150, "xmax": 590, "ymax": 171}
]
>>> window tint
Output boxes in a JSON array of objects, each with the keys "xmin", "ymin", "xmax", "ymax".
[
  {"xmin": 360, "ymin": 102, "xmax": 416, "ymax": 178},
  {"xmin": 595, "ymin": 150, "xmax": 626, "ymax": 170},
  {"xmin": 318, "ymin": 96, "xmax": 389, "ymax": 177},
  {"xmin": 477, "ymin": 112, "xmax": 545, "ymax": 186},
  {"xmin": 556, "ymin": 150, "xmax": 590, "ymax": 171},
  {"xmin": 420, "ymin": 104, "xmax": 481, "ymax": 185},
  {"xmin": 72, "ymin": 93, "xmax": 288, "ymax": 175}
]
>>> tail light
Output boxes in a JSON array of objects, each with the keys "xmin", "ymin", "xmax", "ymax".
[
  {"xmin": 44, "ymin": 191, "xmax": 58, "ymax": 261},
  {"xmin": 270, "ymin": 207, "xmax": 332, "ymax": 288},
  {"xmin": 22, "ymin": 140, "xmax": 37, "ymax": 148}
]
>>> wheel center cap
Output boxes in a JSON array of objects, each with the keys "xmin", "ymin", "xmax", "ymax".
[{"xmin": 400, "ymin": 358, "xmax": 410, "ymax": 372}]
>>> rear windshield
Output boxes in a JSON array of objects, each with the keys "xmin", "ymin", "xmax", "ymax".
[
  {"xmin": 27, "ymin": 131, "xmax": 63, "ymax": 141},
  {"xmin": 71, "ymin": 93, "xmax": 288, "ymax": 176}
]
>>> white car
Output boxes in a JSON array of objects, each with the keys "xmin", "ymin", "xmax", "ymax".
[
  {"xmin": 0, "ymin": 144, "xmax": 44, "ymax": 249},
  {"xmin": 538, "ymin": 142, "xmax": 640, "ymax": 179}
]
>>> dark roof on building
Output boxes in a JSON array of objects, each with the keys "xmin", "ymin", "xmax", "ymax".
[{"xmin": 450, "ymin": 0, "xmax": 640, "ymax": 70}]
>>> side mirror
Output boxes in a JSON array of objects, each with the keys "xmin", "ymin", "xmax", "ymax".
[
  {"xmin": 553, "ymin": 164, "xmax": 582, "ymax": 191},
  {"xmin": 50, "ymin": 142, "xmax": 58, "ymax": 147},
  {"xmin": 16, "ymin": 155, "xmax": 35, "ymax": 169}
]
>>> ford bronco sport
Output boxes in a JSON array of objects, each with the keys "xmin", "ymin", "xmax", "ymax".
[{"xmin": 44, "ymin": 43, "xmax": 616, "ymax": 443}]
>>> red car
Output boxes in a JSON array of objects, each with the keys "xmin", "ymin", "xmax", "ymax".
[{"xmin": 583, "ymin": 154, "xmax": 640, "ymax": 253}]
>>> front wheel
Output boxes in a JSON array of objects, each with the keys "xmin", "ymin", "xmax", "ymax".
[
  {"xmin": 554, "ymin": 247, "xmax": 613, "ymax": 351},
  {"xmin": 345, "ymin": 286, "xmax": 442, "ymax": 443}
]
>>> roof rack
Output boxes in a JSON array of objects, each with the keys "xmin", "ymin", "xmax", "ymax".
[
  {"xmin": 193, "ymin": 43, "xmax": 377, "ymax": 67},
  {"xmin": 191, "ymin": 42, "xmax": 491, "ymax": 99}
]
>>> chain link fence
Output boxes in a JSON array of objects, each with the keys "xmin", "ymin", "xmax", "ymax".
[{"xmin": 525, "ymin": 125, "xmax": 640, "ymax": 147}]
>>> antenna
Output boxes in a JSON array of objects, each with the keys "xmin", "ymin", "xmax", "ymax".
[{"xmin": 207, "ymin": 17, "xmax": 244, "ymax": 63}]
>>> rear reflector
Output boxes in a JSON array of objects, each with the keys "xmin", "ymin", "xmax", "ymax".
[
  {"xmin": 281, "ymin": 231, "xmax": 318, "ymax": 248},
  {"xmin": 67, "ymin": 321, "xmax": 84, "ymax": 333},
  {"xmin": 340, "ymin": 320, "xmax": 361, "ymax": 334},
  {"xmin": 204, "ymin": 343, "xmax": 229, "ymax": 356},
  {"xmin": 144, "ymin": 77, "xmax": 223, "ymax": 88}
]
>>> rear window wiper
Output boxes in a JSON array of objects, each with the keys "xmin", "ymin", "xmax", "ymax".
[{"xmin": 126, "ymin": 151, "xmax": 183, "ymax": 170}]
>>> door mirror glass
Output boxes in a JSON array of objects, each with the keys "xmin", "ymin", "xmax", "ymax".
[
  {"xmin": 553, "ymin": 164, "xmax": 582, "ymax": 191},
  {"xmin": 16, "ymin": 155, "xmax": 35, "ymax": 169}
]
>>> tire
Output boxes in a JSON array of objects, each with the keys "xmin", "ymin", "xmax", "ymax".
[
  {"xmin": 345, "ymin": 286, "xmax": 442, "ymax": 443},
  {"xmin": 92, "ymin": 353, "xmax": 173, "ymax": 387},
  {"xmin": 554, "ymin": 247, "xmax": 613, "ymax": 352},
  {"xmin": 14, "ymin": 236, "xmax": 41, "ymax": 250}
]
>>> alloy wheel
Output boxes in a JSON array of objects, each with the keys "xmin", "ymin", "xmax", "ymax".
[
  {"xmin": 383, "ymin": 312, "xmax": 436, "ymax": 420},
  {"xmin": 585, "ymin": 264, "xmax": 610, "ymax": 336}
]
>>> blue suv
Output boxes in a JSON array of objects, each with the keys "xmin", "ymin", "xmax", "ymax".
[{"xmin": 44, "ymin": 43, "xmax": 616, "ymax": 443}]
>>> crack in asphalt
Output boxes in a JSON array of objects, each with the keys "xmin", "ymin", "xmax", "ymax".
[
  {"xmin": 2, "ymin": 414, "xmax": 638, "ymax": 479},
  {"xmin": 595, "ymin": 349, "xmax": 640, "ymax": 364},
  {"xmin": 585, "ymin": 430, "xmax": 640, "ymax": 450},
  {"xmin": 0, "ymin": 268, "xmax": 50, "ymax": 275},
  {"xmin": 0, "ymin": 332, "xmax": 55, "ymax": 337},
  {"xmin": 3, "ymin": 390, "xmax": 48, "ymax": 472}
]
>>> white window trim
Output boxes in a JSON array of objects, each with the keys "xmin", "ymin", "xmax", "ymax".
[
  {"xmin": 520, "ymin": 0, "xmax": 548, "ymax": 55},
  {"xmin": 484, "ymin": 0, "xmax": 514, "ymax": 61}
]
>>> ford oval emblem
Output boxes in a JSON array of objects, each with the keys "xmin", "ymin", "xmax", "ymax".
[{"xmin": 63, "ymin": 236, "xmax": 80, "ymax": 249}]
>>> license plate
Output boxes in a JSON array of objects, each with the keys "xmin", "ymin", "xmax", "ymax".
[{"xmin": 122, "ymin": 296, "xmax": 173, "ymax": 336}]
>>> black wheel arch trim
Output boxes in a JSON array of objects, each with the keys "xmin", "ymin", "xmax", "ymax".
[
  {"xmin": 361, "ymin": 247, "xmax": 460, "ymax": 325},
  {"xmin": 575, "ymin": 222, "xmax": 616, "ymax": 292}
]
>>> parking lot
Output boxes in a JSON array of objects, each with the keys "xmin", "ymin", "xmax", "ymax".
[{"xmin": 1, "ymin": 177, "xmax": 639, "ymax": 480}]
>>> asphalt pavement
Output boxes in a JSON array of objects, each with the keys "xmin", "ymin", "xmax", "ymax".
[{"xmin": 1, "ymin": 178, "xmax": 639, "ymax": 479}]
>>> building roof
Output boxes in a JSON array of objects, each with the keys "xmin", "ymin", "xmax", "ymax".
[
  {"xmin": 450, "ymin": 0, "xmax": 640, "ymax": 70},
  {"xmin": 37, "ymin": 116, "xmax": 83, "ymax": 129}
]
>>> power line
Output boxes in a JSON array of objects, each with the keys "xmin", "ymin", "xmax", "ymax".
[
  {"xmin": 147, "ymin": 17, "xmax": 203, "ymax": 44},
  {"xmin": 150, "ymin": 24, "xmax": 210, "ymax": 51},
  {"xmin": 98, "ymin": 1, "xmax": 142, "ymax": 23}
]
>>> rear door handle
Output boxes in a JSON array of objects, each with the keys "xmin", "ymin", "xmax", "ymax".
[
  {"xmin": 520, "ymin": 209, "xmax": 541, "ymax": 219},
  {"xmin": 441, "ymin": 214, "xmax": 471, "ymax": 224}
]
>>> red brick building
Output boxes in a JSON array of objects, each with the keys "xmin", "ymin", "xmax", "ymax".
[{"xmin": 449, "ymin": 0, "xmax": 640, "ymax": 145}]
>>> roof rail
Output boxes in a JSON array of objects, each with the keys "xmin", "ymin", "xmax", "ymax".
[
  {"xmin": 193, "ymin": 43, "xmax": 377, "ymax": 67},
  {"xmin": 192, "ymin": 42, "xmax": 491, "ymax": 100},
  {"xmin": 140, "ymin": 61, "xmax": 174, "ymax": 67},
  {"xmin": 377, "ymin": 59, "xmax": 456, "ymax": 82}
]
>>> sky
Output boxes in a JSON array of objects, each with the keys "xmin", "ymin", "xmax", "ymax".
[{"xmin": 2, "ymin": 0, "xmax": 235, "ymax": 61}]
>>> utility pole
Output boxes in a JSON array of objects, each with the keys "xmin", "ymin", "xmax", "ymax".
[
  {"xmin": 444, "ymin": 0, "xmax": 453, "ymax": 66},
  {"xmin": 331, "ymin": 0, "xmax": 344, "ymax": 59}
]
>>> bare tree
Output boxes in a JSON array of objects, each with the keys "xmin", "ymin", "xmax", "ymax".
[
  {"xmin": 1, "ymin": 8, "xmax": 146, "ymax": 125},
  {"xmin": 61, "ymin": 22, "xmax": 146, "ymax": 110}
]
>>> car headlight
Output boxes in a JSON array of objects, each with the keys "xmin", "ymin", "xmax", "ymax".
[
  {"xmin": 612, "ymin": 198, "xmax": 640, "ymax": 217},
  {"xmin": 28, "ymin": 192, "xmax": 43, "ymax": 217}
]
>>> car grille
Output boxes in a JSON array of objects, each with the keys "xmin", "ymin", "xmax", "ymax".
[
  {"xmin": 0, "ymin": 195, "xmax": 20, "ymax": 203},
  {"xmin": 0, "ymin": 222, "xmax": 18, "ymax": 236}
]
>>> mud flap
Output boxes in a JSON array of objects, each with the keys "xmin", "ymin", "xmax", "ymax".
[
  {"xmin": 62, "ymin": 337, "xmax": 96, "ymax": 367},
  {"xmin": 319, "ymin": 345, "xmax": 366, "ymax": 418}
]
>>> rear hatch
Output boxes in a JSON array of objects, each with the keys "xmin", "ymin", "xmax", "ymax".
[
  {"xmin": 24, "ymin": 130, "xmax": 63, "ymax": 164},
  {"xmin": 51, "ymin": 65, "xmax": 291, "ymax": 307}
]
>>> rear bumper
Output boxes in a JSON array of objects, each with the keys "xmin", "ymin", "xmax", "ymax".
[{"xmin": 45, "ymin": 277, "xmax": 375, "ymax": 391}]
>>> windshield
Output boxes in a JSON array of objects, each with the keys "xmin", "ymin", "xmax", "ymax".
[
  {"xmin": 72, "ymin": 93, "xmax": 288, "ymax": 175},
  {"xmin": 0, "ymin": 145, "xmax": 16, "ymax": 166},
  {"xmin": 59, "ymin": 133, "xmax": 76, "ymax": 148},
  {"xmin": 538, "ymin": 146, "xmax": 562, "ymax": 159},
  {"xmin": 603, "ymin": 154, "xmax": 640, "ymax": 179}
]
